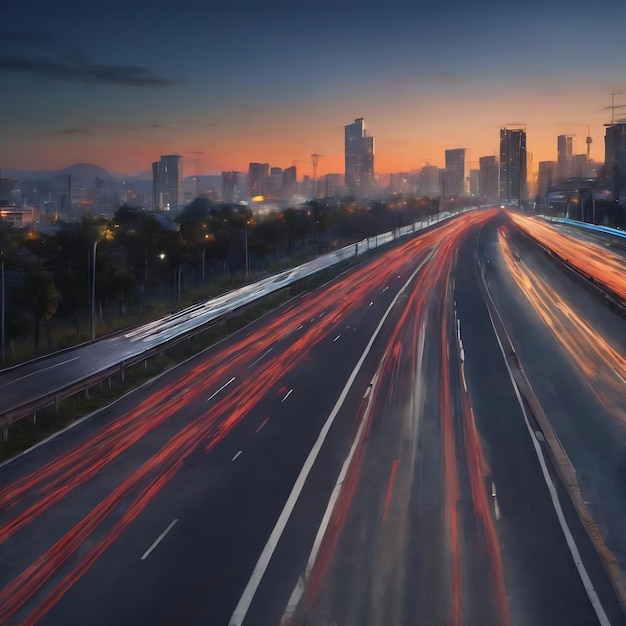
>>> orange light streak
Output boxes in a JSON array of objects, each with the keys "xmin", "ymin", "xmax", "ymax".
[
  {"xmin": 508, "ymin": 212, "xmax": 626, "ymax": 302},
  {"xmin": 0, "ymin": 210, "xmax": 503, "ymax": 622},
  {"xmin": 499, "ymin": 226, "xmax": 626, "ymax": 422}
]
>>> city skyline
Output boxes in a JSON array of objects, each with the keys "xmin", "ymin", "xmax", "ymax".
[{"xmin": 1, "ymin": 0, "xmax": 625, "ymax": 177}]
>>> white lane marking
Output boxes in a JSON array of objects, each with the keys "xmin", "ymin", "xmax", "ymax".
[
  {"xmin": 206, "ymin": 377, "xmax": 236, "ymax": 402},
  {"xmin": 491, "ymin": 481, "xmax": 501, "ymax": 520},
  {"xmin": 281, "ymin": 389, "xmax": 293, "ymax": 403},
  {"xmin": 250, "ymin": 348, "xmax": 273, "ymax": 367},
  {"xmin": 141, "ymin": 519, "xmax": 178, "ymax": 560},
  {"xmin": 284, "ymin": 366, "xmax": 382, "ymax": 619},
  {"xmin": 297, "ymin": 324, "xmax": 303, "ymax": 331},
  {"xmin": 4, "ymin": 356, "xmax": 79, "ymax": 386},
  {"xmin": 494, "ymin": 499, "xmax": 500, "ymax": 519},
  {"xmin": 486, "ymin": 301, "xmax": 610, "ymax": 626},
  {"xmin": 333, "ymin": 335, "xmax": 341, "ymax": 342},
  {"xmin": 363, "ymin": 385, "xmax": 372, "ymax": 399},
  {"xmin": 383, "ymin": 286, "xmax": 389, "ymax": 292},
  {"xmin": 232, "ymin": 450, "xmax": 242, "ymax": 461},
  {"xmin": 228, "ymin": 250, "xmax": 434, "ymax": 626},
  {"xmin": 369, "ymin": 301, "xmax": 374, "ymax": 307},
  {"xmin": 536, "ymin": 431, "xmax": 545, "ymax": 442}
]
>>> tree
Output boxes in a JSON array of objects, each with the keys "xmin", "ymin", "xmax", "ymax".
[{"xmin": 13, "ymin": 266, "xmax": 60, "ymax": 352}]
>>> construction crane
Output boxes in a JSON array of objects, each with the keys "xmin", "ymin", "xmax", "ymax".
[{"xmin": 311, "ymin": 153, "xmax": 325, "ymax": 182}]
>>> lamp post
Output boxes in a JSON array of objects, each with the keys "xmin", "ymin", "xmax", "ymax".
[
  {"xmin": 1, "ymin": 250, "xmax": 5, "ymax": 364},
  {"xmin": 90, "ymin": 240, "xmax": 97, "ymax": 341},
  {"xmin": 244, "ymin": 220, "xmax": 250, "ymax": 280}
]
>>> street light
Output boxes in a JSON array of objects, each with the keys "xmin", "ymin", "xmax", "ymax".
[
  {"xmin": 244, "ymin": 220, "xmax": 250, "ymax": 280},
  {"xmin": 90, "ymin": 240, "xmax": 97, "ymax": 341},
  {"xmin": 90, "ymin": 226, "xmax": 113, "ymax": 341},
  {"xmin": 1, "ymin": 251, "xmax": 5, "ymax": 364}
]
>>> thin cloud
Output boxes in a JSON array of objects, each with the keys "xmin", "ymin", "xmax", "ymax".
[
  {"xmin": 57, "ymin": 128, "xmax": 92, "ymax": 135},
  {"xmin": 0, "ymin": 34, "xmax": 179, "ymax": 87},
  {"xmin": 0, "ymin": 54, "xmax": 180, "ymax": 87}
]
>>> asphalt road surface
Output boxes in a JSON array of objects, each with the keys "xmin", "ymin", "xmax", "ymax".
[{"xmin": 0, "ymin": 209, "xmax": 624, "ymax": 625}]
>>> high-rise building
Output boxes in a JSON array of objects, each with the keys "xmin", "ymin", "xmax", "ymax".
[
  {"xmin": 324, "ymin": 173, "xmax": 342, "ymax": 197},
  {"xmin": 444, "ymin": 149, "xmax": 465, "ymax": 197},
  {"xmin": 469, "ymin": 169, "xmax": 480, "ymax": 197},
  {"xmin": 152, "ymin": 155, "xmax": 183, "ymax": 211},
  {"xmin": 572, "ymin": 154, "xmax": 588, "ymax": 178},
  {"xmin": 537, "ymin": 161, "xmax": 557, "ymax": 201},
  {"xmin": 345, "ymin": 117, "xmax": 375, "ymax": 198},
  {"xmin": 269, "ymin": 167, "xmax": 283, "ymax": 198},
  {"xmin": 557, "ymin": 135, "xmax": 575, "ymax": 181},
  {"xmin": 248, "ymin": 162, "xmax": 269, "ymax": 198},
  {"xmin": 605, "ymin": 121, "xmax": 626, "ymax": 203},
  {"xmin": 0, "ymin": 177, "xmax": 17, "ymax": 206},
  {"xmin": 221, "ymin": 171, "xmax": 239, "ymax": 203},
  {"xmin": 479, "ymin": 156, "xmax": 499, "ymax": 202},
  {"xmin": 282, "ymin": 166, "xmax": 297, "ymax": 199},
  {"xmin": 52, "ymin": 174, "xmax": 72, "ymax": 220},
  {"xmin": 419, "ymin": 165, "xmax": 440, "ymax": 197},
  {"xmin": 500, "ymin": 127, "xmax": 527, "ymax": 204}
]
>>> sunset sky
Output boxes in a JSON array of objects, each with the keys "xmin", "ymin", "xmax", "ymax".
[{"xmin": 1, "ymin": 0, "xmax": 625, "ymax": 178}]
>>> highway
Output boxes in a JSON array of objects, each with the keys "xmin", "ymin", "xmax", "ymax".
[{"xmin": 0, "ymin": 209, "xmax": 625, "ymax": 625}]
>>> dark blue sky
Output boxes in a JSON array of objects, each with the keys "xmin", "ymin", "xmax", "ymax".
[{"xmin": 1, "ymin": 0, "xmax": 625, "ymax": 175}]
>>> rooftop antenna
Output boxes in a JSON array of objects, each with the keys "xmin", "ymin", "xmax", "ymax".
[{"xmin": 609, "ymin": 90, "xmax": 624, "ymax": 124}]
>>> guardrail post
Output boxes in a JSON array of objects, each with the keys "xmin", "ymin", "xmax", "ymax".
[
  {"xmin": 120, "ymin": 362, "xmax": 125, "ymax": 384},
  {"xmin": 33, "ymin": 411, "xmax": 37, "ymax": 426},
  {"xmin": 3, "ymin": 424, "xmax": 8, "ymax": 442},
  {"xmin": 55, "ymin": 395, "xmax": 60, "ymax": 414}
]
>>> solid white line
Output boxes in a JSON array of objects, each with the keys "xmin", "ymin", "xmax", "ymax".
[
  {"xmin": 250, "ymin": 348, "xmax": 273, "ymax": 367},
  {"xmin": 227, "ymin": 250, "xmax": 434, "ymax": 626},
  {"xmin": 232, "ymin": 450, "xmax": 243, "ymax": 461},
  {"xmin": 485, "ymin": 299, "xmax": 610, "ymax": 626},
  {"xmin": 206, "ymin": 377, "xmax": 236, "ymax": 402},
  {"xmin": 141, "ymin": 519, "xmax": 178, "ymax": 560},
  {"xmin": 4, "ymin": 356, "xmax": 80, "ymax": 386},
  {"xmin": 281, "ymin": 389, "xmax": 293, "ymax": 403},
  {"xmin": 284, "ymin": 366, "xmax": 382, "ymax": 618}
]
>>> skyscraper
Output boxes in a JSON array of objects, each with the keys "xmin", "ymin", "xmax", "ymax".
[
  {"xmin": 499, "ymin": 127, "xmax": 527, "ymax": 204},
  {"xmin": 479, "ymin": 155, "xmax": 499, "ymax": 202},
  {"xmin": 557, "ymin": 135, "xmax": 574, "ymax": 181},
  {"xmin": 419, "ymin": 165, "xmax": 440, "ymax": 197},
  {"xmin": 248, "ymin": 162, "xmax": 269, "ymax": 198},
  {"xmin": 444, "ymin": 149, "xmax": 465, "ymax": 197},
  {"xmin": 221, "ymin": 171, "xmax": 239, "ymax": 203},
  {"xmin": 537, "ymin": 161, "xmax": 556, "ymax": 201},
  {"xmin": 605, "ymin": 121, "xmax": 626, "ymax": 203},
  {"xmin": 152, "ymin": 155, "xmax": 183, "ymax": 211},
  {"xmin": 282, "ymin": 166, "xmax": 297, "ymax": 199},
  {"xmin": 345, "ymin": 117, "xmax": 374, "ymax": 198}
]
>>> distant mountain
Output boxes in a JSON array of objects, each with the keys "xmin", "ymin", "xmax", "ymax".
[{"xmin": 2, "ymin": 163, "xmax": 119, "ymax": 187}]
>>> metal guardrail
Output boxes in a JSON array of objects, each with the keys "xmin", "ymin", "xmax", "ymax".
[
  {"xmin": 0, "ymin": 209, "xmax": 471, "ymax": 438},
  {"xmin": 541, "ymin": 216, "xmax": 626, "ymax": 240}
]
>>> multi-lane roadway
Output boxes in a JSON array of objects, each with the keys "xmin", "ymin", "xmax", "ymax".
[{"xmin": 0, "ymin": 209, "xmax": 625, "ymax": 625}]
